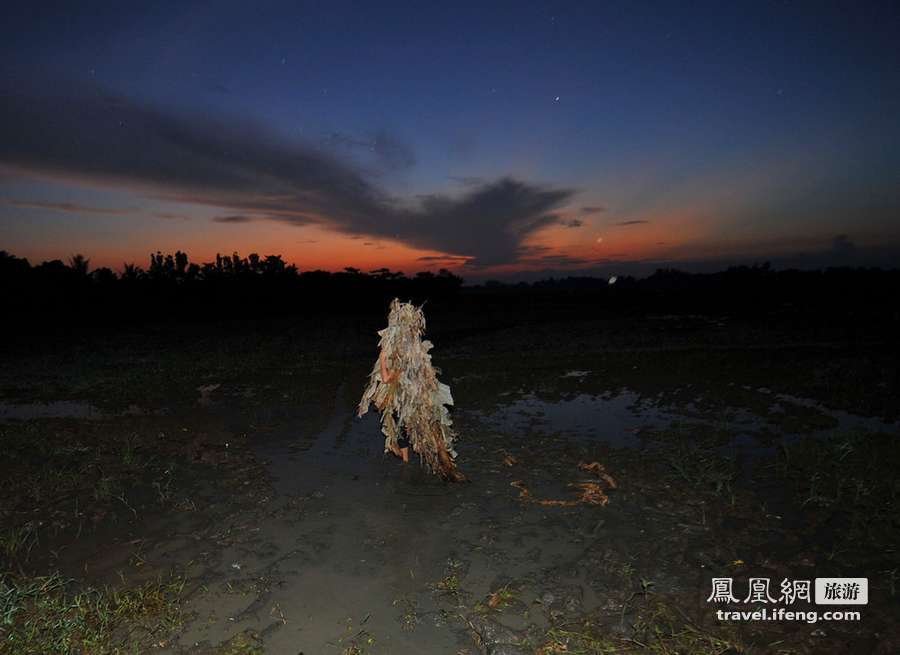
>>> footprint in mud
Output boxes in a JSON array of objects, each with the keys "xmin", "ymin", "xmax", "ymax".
[{"xmin": 537, "ymin": 584, "xmax": 584, "ymax": 622}]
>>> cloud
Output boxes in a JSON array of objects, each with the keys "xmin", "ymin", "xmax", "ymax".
[
  {"xmin": 211, "ymin": 214, "xmax": 256, "ymax": 223},
  {"xmin": 5, "ymin": 198, "xmax": 130, "ymax": 215},
  {"xmin": 417, "ymin": 254, "xmax": 471, "ymax": 262},
  {"xmin": 614, "ymin": 219, "xmax": 649, "ymax": 226},
  {"xmin": 409, "ymin": 180, "xmax": 573, "ymax": 265},
  {"xmin": 322, "ymin": 129, "xmax": 415, "ymax": 171},
  {"xmin": 830, "ymin": 234, "xmax": 856, "ymax": 256},
  {"xmin": 581, "ymin": 206, "xmax": 606, "ymax": 214},
  {"xmin": 515, "ymin": 245, "xmax": 596, "ymax": 267},
  {"xmin": 371, "ymin": 130, "xmax": 416, "ymax": 171},
  {"xmin": 521, "ymin": 214, "xmax": 565, "ymax": 233},
  {"xmin": 322, "ymin": 131, "xmax": 371, "ymax": 151},
  {"xmin": 562, "ymin": 218, "xmax": 583, "ymax": 228},
  {"xmin": 534, "ymin": 254, "xmax": 594, "ymax": 266},
  {"xmin": 517, "ymin": 244, "xmax": 553, "ymax": 257},
  {"xmin": 153, "ymin": 211, "xmax": 189, "ymax": 220},
  {"xmin": 0, "ymin": 77, "xmax": 574, "ymax": 267}
]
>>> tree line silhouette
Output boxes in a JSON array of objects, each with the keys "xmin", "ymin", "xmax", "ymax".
[
  {"xmin": 1, "ymin": 249, "xmax": 897, "ymax": 336},
  {"xmin": 0, "ymin": 250, "xmax": 463, "ymax": 333}
]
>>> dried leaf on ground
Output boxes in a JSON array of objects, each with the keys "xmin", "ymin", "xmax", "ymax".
[
  {"xmin": 511, "ymin": 463, "xmax": 615, "ymax": 507},
  {"xmin": 578, "ymin": 461, "xmax": 618, "ymax": 489},
  {"xmin": 570, "ymin": 482, "xmax": 609, "ymax": 506},
  {"xmin": 510, "ymin": 480, "xmax": 531, "ymax": 499},
  {"xmin": 510, "ymin": 480, "xmax": 609, "ymax": 507}
]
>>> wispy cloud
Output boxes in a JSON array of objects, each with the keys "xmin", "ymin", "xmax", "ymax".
[
  {"xmin": 534, "ymin": 254, "xmax": 595, "ymax": 266},
  {"xmin": 1, "ymin": 77, "xmax": 574, "ymax": 267},
  {"xmin": 581, "ymin": 206, "xmax": 606, "ymax": 214},
  {"xmin": 831, "ymin": 234, "xmax": 856, "ymax": 255},
  {"xmin": 153, "ymin": 211, "xmax": 189, "ymax": 220},
  {"xmin": 5, "ymin": 198, "xmax": 130, "ymax": 215},
  {"xmin": 211, "ymin": 215, "xmax": 256, "ymax": 223},
  {"xmin": 515, "ymin": 245, "xmax": 596, "ymax": 268},
  {"xmin": 517, "ymin": 244, "xmax": 553, "ymax": 257},
  {"xmin": 614, "ymin": 219, "xmax": 649, "ymax": 226},
  {"xmin": 322, "ymin": 129, "xmax": 415, "ymax": 171},
  {"xmin": 416, "ymin": 254, "xmax": 472, "ymax": 262}
]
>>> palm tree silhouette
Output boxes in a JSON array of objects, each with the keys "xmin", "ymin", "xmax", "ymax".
[{"xmin": 68, "ymin": 254, "xmax": 90, "ymax": 276}]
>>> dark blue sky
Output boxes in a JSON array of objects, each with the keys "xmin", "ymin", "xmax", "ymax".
[{"xmin": 2, "ymin": 1, "xmax": 898, "ymax": 279}]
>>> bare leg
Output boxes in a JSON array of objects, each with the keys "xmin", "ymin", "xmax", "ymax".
[{"xmin": 396, "ymin": 428, "xmax": 411, "ymax": 463}]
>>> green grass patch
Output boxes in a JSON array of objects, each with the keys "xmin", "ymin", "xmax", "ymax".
[
  {"xmin": 537, "ymin": 597, "xmax": 744, "ymax": 654},
  {"xmin": 0, "ymin": 572, "xmax": 186, "ymax": 654}
]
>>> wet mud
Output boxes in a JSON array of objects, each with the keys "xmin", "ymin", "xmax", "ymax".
[{"xmin": 1, "ymin": 318, "xmax": 898, "ymax": 654}]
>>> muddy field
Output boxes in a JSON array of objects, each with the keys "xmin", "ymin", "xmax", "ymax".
[{"xmin": 1, "ymin": 312, "xmax": 898, "ymax": 654}]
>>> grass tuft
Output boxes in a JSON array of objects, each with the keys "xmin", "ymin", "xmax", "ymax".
[{"xmin": 0, "ymin": 571, "xmax": 186, "ymax": 654}]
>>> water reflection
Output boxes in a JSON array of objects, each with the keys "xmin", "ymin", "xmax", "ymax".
[
  {"xmin": 0, "ymin": 401, "xmax": 153, "ymax": 422},
  {"xmin": 464, "ymin": 390, "xmax": 677, "ymax": 447},
  {"xmin": 465, "ymin": 385, "xmax": 898, "ymax": 450}
]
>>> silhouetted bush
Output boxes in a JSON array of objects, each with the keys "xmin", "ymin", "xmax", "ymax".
[
  {"xmin": 1, "ymin": 250, "xmax": 897, "ymax": 337},
  {"xmin": 0, "ymin": 250, "xmax": 464, "ymax": 335}
]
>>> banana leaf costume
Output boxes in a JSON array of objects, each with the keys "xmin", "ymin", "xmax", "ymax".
[{"xmin": 357, "ymin": 298, "xmax": 465, "ymax": 482}]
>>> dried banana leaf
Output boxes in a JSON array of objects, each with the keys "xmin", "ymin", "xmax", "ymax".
[{"xmin": 357, "ymin": 298, "xmax": 465, "ymax": 481}]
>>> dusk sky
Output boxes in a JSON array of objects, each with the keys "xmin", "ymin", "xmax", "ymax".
[{"xmin": 2, "ymin": 1, "xmax": 899, "ymax": 281}]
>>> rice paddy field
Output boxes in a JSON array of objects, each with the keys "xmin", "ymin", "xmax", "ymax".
[{"xmin": 1, "ymin": 306, "xmax": 897, "ymax": 654}]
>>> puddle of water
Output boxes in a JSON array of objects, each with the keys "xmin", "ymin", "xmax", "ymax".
[
  {"xmin": 208, "ymin": 368, "xmax": 898, "ymax": 502},
  {"xmin": 466, "ymin": 388, "xmax": 898, "ymax": 451},
  {"xmin": 464, "ymin": 390, "xmax": 680, "ymax": 447},
  {"xmin": 771, "ymin": 392, "xmax": 896, "ymax": 433},
  {"xmin": 0, "ymin": 401, "xmax": 160, "ymax": 422}
]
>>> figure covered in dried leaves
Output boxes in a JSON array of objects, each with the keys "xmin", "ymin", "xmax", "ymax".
[{"xmin": 357, "ymin": 298, "xmax": 466, "ymax": 482}]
